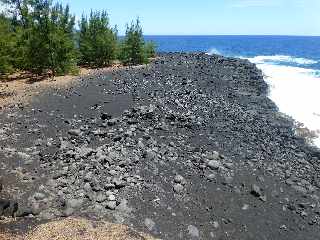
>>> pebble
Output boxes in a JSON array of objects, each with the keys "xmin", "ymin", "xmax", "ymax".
[
  {"xmin": 242, "ymin": 204, "xmax": 250, "ymax": 210},
  {"xmin": 31, "ymin": 202, "xmax": 41, "ymax": 216},
  {"xmin": 174, "ymin": 175, "xmax": 185, "ymax": 184},
  {"xmin": 251, "ymin": 184, "xmax": 263, "ymax": 197},
  {"xmin": 116, "ymin": 199, "xmax": 132, "ymax": 213},
  {"xmin": 65, "ymin": 198, "xmax": 83, "ymax": 209},
  {"xmin": 173, "ymin": 184, "xmax": 184, "ymax": 194},
  {"xmin": 68, "ymin": 129, "xmax": 81, "ymax": 136},
  {"xmin": 34, "ymin": 192, "xmax": 46, "ymax": 201},
  {"xmin": 84, "ymin": 183, "xmax": 92, "ymax": 192},
  {"xmin": 144, "ymin": 218, "xmax": 156, "ymax": 231},
  {"xmin": 207, "ymin": 151, "xmax": 220, "ymax": 160},
  {"xmin": 207, "ymin": 173, "xmax": 216, "ymax": 181},
  {"xmin": 96, "ymin": 193, "xmax": 107, "ymax": 203},
  {"xmin": 106, "ymin": 201, "xmax": 117, "ymax": 210},
  {"xmin": 101, "ymin": 113, "xmax": 112, "ymax": 120},
  {"xmin": 213, "ymin": 221, "xmax": 219, "ymax": 229},
  {"xmin": 63, "ymin": 207, "xmax": 75, "ymax": 217},
  {"xmin": 108, "ymin": 194, "xmax": 116, "ymax": 201},
  {"xmin": 187, "ymin": 225, "xmax": 200, "ymax": 238},
  {"xmin": 207, "ymin": 160, "xmax": 221, "ymax": 170}
]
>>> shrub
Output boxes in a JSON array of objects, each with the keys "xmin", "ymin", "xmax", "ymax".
[{"xmin": 79, "ymin": 11, "xmax": 117, "ymax": 67}]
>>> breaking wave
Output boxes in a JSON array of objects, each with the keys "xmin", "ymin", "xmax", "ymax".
[
  {"xmin": 246, "ymin": 56, "xmax": 320, "ymax": 147},
  {"xmin": 206, "ymin": 48, "xmax": 222, "ymax": 56},
  {"xmin": 248, "ymin": 55, "xmax": 318, "ymax": 65}
]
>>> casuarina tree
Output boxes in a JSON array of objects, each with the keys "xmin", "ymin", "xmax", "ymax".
[
  {"xmin": 79, "ymin": 10, "xmax": 117, "ymax": 67},
  {"xmin": 119, "ymin": 19, "xmax": 147, "ymax": 65}
]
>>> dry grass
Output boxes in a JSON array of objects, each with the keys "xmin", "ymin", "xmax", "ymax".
[{"xmin": 0, "ymin": 218, "xmax": 158, "ymax": 240}]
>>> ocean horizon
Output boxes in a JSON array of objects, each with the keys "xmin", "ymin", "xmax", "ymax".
[
  {"xmin": 144, "ymin": 35, "xmax": 320, "ymax": 147},
  {"xmin": 143, "ymin": 34, "xmax": 320, "ymax": 37}
]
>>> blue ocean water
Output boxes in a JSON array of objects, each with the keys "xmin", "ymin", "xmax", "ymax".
[
  {"xmin": 144, "ymin": 35, "xmax": 320, "ymax": 147},
  {"xmin": 145, "ymin": 35, "xmax": 320, "ymax": 70}
]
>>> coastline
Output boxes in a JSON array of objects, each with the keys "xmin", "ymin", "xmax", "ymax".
[
  {"xmin": 247, "ymin": 57, "xmax": 320, "ymax": 148},
  {"xmin": 1, "ymin": 53, "xmax": 320, "ymax": 239}
]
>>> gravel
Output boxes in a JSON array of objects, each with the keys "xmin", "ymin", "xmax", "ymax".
[{"xmin": 1, "ymin": 53, "xmax": 320, "ymax": 240}]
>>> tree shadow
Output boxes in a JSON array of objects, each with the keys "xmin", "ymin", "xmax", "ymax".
[{"xmin": 0, "ymin": 72, "xmax": 51, "ymax": 85}]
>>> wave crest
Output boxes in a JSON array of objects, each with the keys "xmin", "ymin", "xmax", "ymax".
[
  {"xmin": 206, "ymin": 48, "xmax": 221, "ymax": 56},
  {"xmin": 247, "ymin": 55, "xmax": 317, "ymax": 65},
  {"xmin": 248, "ymin": 60, "xmax": 320, "ymax": 147}
]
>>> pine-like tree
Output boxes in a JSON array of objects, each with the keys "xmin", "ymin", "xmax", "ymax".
[
  {"xmin": 1, "ymin": 0, "xmax": 78, "ymax": 76},
  {"xmin": 0, "ymin": 1, "xmax": 156, "ymax": 78},
  {"xmin": 25, "ymin": 1, "xmax": 78, "ymax": 76},
  {"xmin": 144, "ymin": 41, "xmax": 156, "ymax": 59},
  {"xmin": 79, "ymin": 10, "xmax": 117, "ymax": 67},
  {"xmin": 0, "ymin": 14, "xmax": 16, "ymax": 76},
  {"xmin": 119, "ymin": 19, "xmax": 147, "ymax": 65}
]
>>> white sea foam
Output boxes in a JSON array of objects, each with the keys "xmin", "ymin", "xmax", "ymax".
[
  {"xmin": 249, "ymin": 55, "xmax": 317, "ymax": 65},
  {"xmin": 206, "ymin": 48, "xmax": 221, "ymax": 56},
  {"xmin": 247, "ymin": 56, "xmax": 320, "ymax": 148}
]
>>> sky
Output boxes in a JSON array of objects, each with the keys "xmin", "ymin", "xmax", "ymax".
[{"xmin": 2, "ymin": 0, "xmax": 320, "ymax": 35}]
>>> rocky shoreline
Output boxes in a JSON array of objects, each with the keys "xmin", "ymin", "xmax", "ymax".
[{"xmin": 1, "ymin": 53, "xmax": 320, "ymax": 239}]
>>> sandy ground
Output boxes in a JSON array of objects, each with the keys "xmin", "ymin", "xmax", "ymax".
[
  {"xmin": 0, "ymin": 71, "xmax": 81, "ymax": 109},
  {"xmin": 0, "ymin": 218, "xmax": 158, "ymax": 240},
  {"xmin": 0, "ymin": 64, "xmax": 146, "ymax": 109}
]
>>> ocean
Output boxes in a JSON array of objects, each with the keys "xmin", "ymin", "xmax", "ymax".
[{"xmin": 144, "ymin": 35, "xmax": 320, "ymax": 147}]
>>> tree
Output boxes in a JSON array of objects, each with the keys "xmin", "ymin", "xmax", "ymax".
[
  {"xmin": 0, "ymin": 15, "xmax": 16, "ymax": 76},
  {"xmin": 79, "ymin": 10, "xmax": 117, "ymax": 67},
  {"xmin": 144, "ymin": 41, "xmax": 156, "ymax": 59},
  {"xmin": 25, "ymin": 1, "xmax": 78, "ymax": 76},
  {"xmin": 0, "ymin": 1, "xmax": 156, "ymax": 78},
  {"xmin": 0, "ymin": 0, "xmax": 34, "ymax": 28},
  {"xmin": 119, "ymin": 19, "xmax": 147, "ymax": 65},
  {"xmin": 1, "ymin": 0, "xmax": 78, "ymax": 76},
  {"xmin": 0, "ymin": 0, "xmax": 35, "ymax": 72}
]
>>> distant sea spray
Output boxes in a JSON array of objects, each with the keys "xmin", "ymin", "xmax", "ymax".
[{"xmin": 206, "ymin": 48, "xmax": 222, "ymax": 56}]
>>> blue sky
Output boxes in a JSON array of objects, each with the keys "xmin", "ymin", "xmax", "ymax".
[{"xmin": 31, "ymin": 0, "xmax": 320, "ymax": 35}]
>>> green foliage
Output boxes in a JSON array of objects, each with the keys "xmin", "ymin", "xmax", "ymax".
[
  {"xmin": 25, "ymin": 1, "xmax": 78, "ymax": 75},
  {"xmin": 0, "ymin": 17, "xmax": 14, "ymax": 75},
  {"xmin": 0, "ymin": 1, "xmax": 156, "ymax": 79},
  {"xmin": 0, "ymin": 0, "xmax": 34, "ymax": 71},
  {"xmin": 79, "ymin": 11, "xmax": 117, "ymax": 67},
  {"xmin": 1, "ymin": 0, "xmax": 78, "ymax": 76},
  {"xmin": 0, "ymin": 15, "xmax": 17, "ymax": 76},
  {"xmin": 144, "ymin": 41, "xmax": 156, "ymax": 58},
  {"xmin": 119, "ymin": 19, "xmax": 147, "ymax": 65}
]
